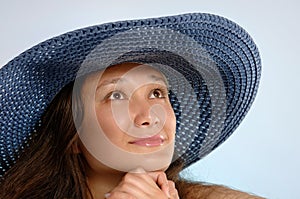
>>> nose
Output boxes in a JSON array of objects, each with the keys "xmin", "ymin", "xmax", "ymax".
[
  {"xmin": 134, "ymin": 112, "xmax": 151, "ymax": 127},
  {"xmin": 130, "ymin": 99, "xmax": 158, "ymax": 128}
]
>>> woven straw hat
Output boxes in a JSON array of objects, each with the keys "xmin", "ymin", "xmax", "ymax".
[{"xmin": 0, "ymin": 13, "xmax": 261, "ymax": 177}]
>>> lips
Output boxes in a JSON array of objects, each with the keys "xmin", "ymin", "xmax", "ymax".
[{"xmin": 129, "ymin": 134, "xmax": 165, "ymax": 147}]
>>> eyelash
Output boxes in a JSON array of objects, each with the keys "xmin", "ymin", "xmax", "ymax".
[
  {"xmin": 149, "ymin": 87, "xmax": 168, "ymax": 99},
  {"xmin": 105, "ymin": 87, "xmax": 168, "ymax": 101},
  {"xmin": 106, "ymin": 91, "xmax": 127, "ymax": 100}
]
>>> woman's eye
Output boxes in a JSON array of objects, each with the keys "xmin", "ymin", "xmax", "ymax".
[
  {"xmin": 149, "ymin": 89, "xmax": 165, "ymax": 99},
  {"xmin": 108, "ymin": 91, "xmax": 125, "ymax": 100}
]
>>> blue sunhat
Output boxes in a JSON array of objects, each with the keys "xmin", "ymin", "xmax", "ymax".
[{"xmin": 0, "ymin": 13, "xmax": 261, "ymax": 177}]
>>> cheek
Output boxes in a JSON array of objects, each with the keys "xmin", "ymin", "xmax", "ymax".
[
  {"xmin": 95, "ymin": 104, "xmax": 118, "ymax": 140},
  {"xmin": 164, "ymin": 106, "xmax": 176, "ymax": 137}
]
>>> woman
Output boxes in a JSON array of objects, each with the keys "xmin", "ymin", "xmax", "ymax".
[{"xmin": 0, "ymin": 13, "xmax": 263, "ymax": 198}]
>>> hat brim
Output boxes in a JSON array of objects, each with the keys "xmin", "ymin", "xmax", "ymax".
[{"xmin": 0, "ymin": 13, "xmax": 261, "ymax": 176}]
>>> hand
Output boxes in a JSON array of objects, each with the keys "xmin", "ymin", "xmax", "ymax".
[
  {"xmin": 147, "ymin": 171, "xmax": 179, "ymax": 199},
  {"xmin": 105, "ymin": 169, "xmax": 179, "ymax": 199}
]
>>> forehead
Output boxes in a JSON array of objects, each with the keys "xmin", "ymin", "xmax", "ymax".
[
  {"xmin": 100, "ymin": 63, "xmax": 165, "ymax": 81},
  {"xmin": 81, "ymin": 63, "xmax": 168, "ymax": 93}
]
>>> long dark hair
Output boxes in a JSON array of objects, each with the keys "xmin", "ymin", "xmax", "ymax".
[
  {"xmin": 0, "ymin": 80, "xmax": 217, "ymax": 199},
  {"xmin": 0, "ymin": 81, "xmax": 92, "ymax": 198}
]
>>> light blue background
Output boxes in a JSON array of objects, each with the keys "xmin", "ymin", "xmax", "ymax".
[{"xmin": 1, "ymin": 1, "xmax": 299, "ymax": 198}]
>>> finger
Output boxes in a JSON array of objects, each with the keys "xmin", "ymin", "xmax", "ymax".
[
  {"xmin": 113, "ymin": 172, "xmax": 168, "ymax": 198},
  {"xmin": 168, "ymin": 180, "xmax": 175, "ymax": 189},
  {"xmin": 113, "ymin": 173, "xmax": 155, "ymax": 198},
  {"xmin": 168, "ymin": 180, "xmax": 179, "ymax": 199},
  {"xmin": 147, "ymin": 171, "xmax": 170, "ymax": 198}
]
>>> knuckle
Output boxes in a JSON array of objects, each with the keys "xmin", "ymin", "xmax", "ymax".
[
  {"xmin": 168, "ymin": 180, "xmax": 176, "ymax": 188},
  {"xmin": 160, "ymin": 171, "xmax": 167, "ymax": 178},
  {"xmin": 119, "ymin": 182, "xmax": 130, "ymax": 190},
  {"xmin": 123, "ymin": 173, "xmax": 133, "ymax": 182},
  {"xmin": 174, "ymin": 189, "xmax": 179, "ymax": 195}
]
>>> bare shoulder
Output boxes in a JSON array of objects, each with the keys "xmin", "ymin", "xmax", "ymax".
[{"xmin": 176, "ymin": 180, "xmax": 265, "ymax": 199}]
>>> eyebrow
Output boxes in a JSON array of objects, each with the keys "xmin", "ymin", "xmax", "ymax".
[
  {"xmin": 96, "ymin": 78, "xmax": 124, "ymax": 92},
  {"xmin": 98, "ymin": 78, "xmax": 124, "ymax": 87},
  {"xmin": 149, "ymin": 75, "xmax": 168, "ymax": 85},
  {"xmin": 96, "ymin": 75, "xmax": 167, "ymax": 90}
]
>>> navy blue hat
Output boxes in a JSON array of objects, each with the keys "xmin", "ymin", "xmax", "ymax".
[{"xmin": 0, "ymin": 13, "xmax": 261, "ymax": 177}]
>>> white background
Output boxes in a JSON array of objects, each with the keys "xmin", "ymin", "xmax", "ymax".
[{"xmin": 1, "ymin": 1, "xmax": 299, "ymax": 198}]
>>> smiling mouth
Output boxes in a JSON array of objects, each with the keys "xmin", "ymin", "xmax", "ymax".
[{"xmin": 129, "ymin": 134, "xmax": 165, "ymax": 147}]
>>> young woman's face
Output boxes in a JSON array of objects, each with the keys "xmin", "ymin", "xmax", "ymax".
[{"xmin": 78, "ymin": 63, "xmax": 176, "ymax": 172}]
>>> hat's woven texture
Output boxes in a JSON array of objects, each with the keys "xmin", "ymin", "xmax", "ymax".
[{"xmin": 0, "ymin": 13, "xmax": 261, "ymax": 177}]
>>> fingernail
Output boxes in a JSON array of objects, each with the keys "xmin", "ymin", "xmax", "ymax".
[{"xmin": 104, "ymin": 193, "xmax": 111, "ymax": 198}]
